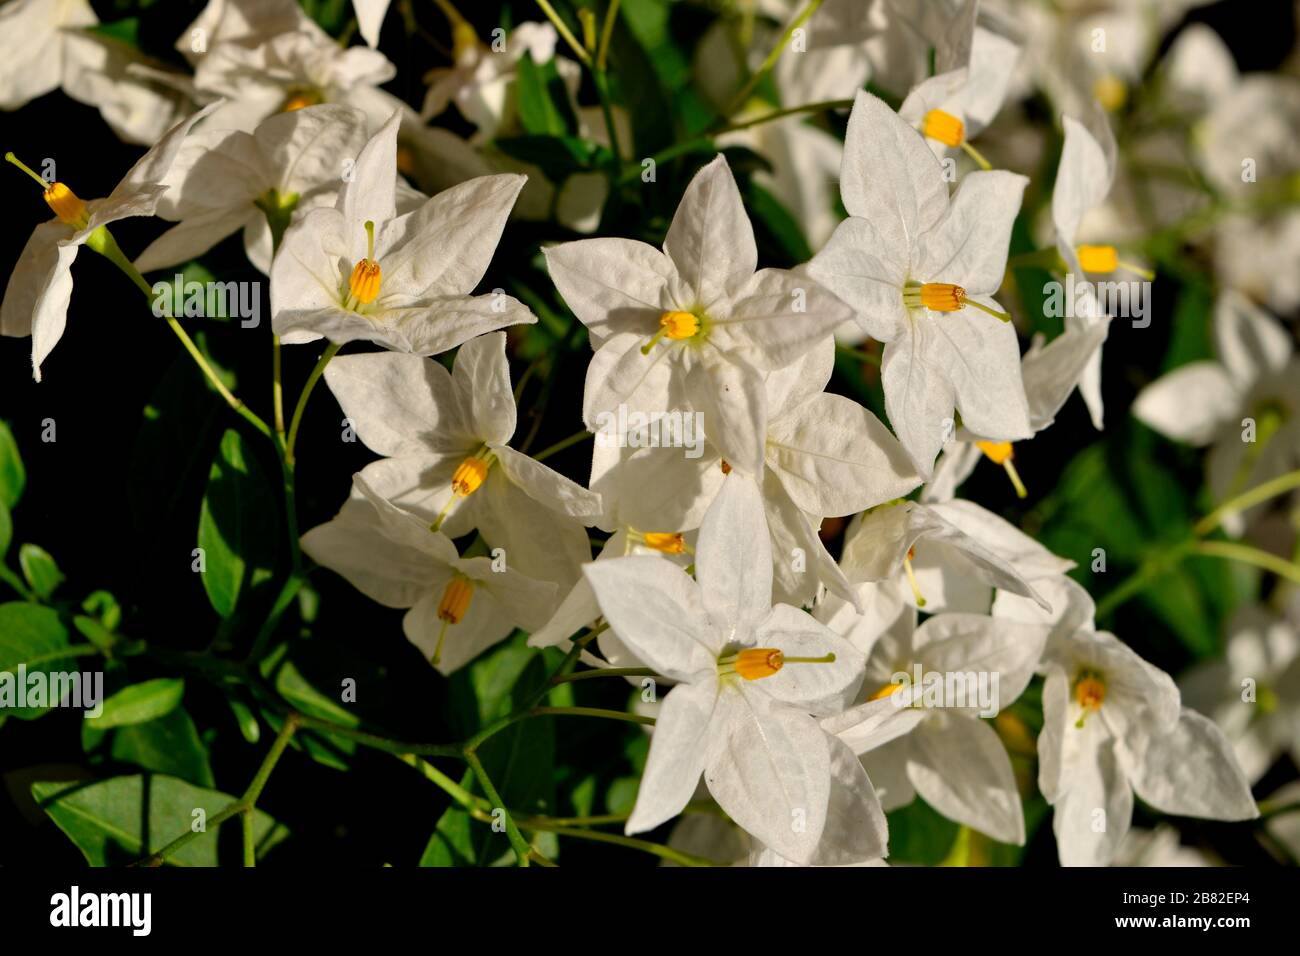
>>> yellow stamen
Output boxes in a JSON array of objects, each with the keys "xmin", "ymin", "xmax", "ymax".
[
  {"xmin": 1073, "ymin": 670, "xmax": 1106, "ymax": 728},
  {"xmin": 922, "ymin": 109, "xmax": 964, "ymax": 148},
  {"xmin": 1093, "ymin": 74, "xmax": 1127, "ymax": 112},
  {"xmin": 976, "ymin": 441, "xmax": 1027, "ymax": 499},
  {"xmin": 348, "ymin": 220, "xmax": 381, "ymax": 305},
  {"xmin": 1077, "ymin": 244, "xmax": 1119, "ymax": 274},
  {"xmin": 868, "ymin": 681, "xmax": 907, "ymax": 701},
  {"xmin": 639, "ymin": 531, "xmax": 688, "ymax": 554},
  {"xmin": 903, "ymin": 282, "xmax": 1012, "ymax": 322},
  {"xmin": 903, "ymin": 547, "xmax": 926, "ymax": 608},
  {"xmin": 641, "ymin": 310, "xmax": 700, "ymax": 354},
  {"xmin": 6, "ymin": 153, "xmax": 90, "ymax": 227},
  {"xmin": 431, "ymin": 576, "xmax": 475, "ymax": 666},
  {"xmin": 451, "ymin": 20, "xmax": 480, "ymax": 63},
  {"xmin": 720, "ymin": 648, "xmax": 837, "ymax": 681},
  {"xmin": 282, "ymin": 88, "xmax": 324, "ymax": 112},
  {"xmin": 451, "ymin": 456, "xmax": 490, "ymax": 497},
  {"xmin": 720, "ymin": 460, "xmax": 732, "ymax": 475}
]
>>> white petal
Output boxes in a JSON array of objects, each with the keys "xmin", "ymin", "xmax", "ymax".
[
  {"xmin": 806, "ymin": 216, "xmax": 910, "ymax": 343},
  {"xmin": 583, "ymin": 556, "xmax": 719, "ymax": 680},
  {"xmin": 907, "ymin": 713, "xmax": 1027, "ymax": 844},
  {"xmin": 766, "ymin": 392, "xmax": 921, "ymax": 516},
  {"xmin": 694, "ymin": 472, "xmax": 772, "ymax": 639},
  {"xmin": 1125, "ymin": 709, "xmax": 1259, "ymax": 821},
  {"xmin": 1213, "ymin": 290, "xmax": 1293, "ymax": 389},
  {"xmin": 879, "ymin": 326, "xmax": 957, "ymax": 479},
  {"xmin": 710, "ymin": 268, "xmax": 850, "ymax": 370},
  {"xmin": 1132, "ymin": 362, "xmax": 1238, "ymax": 445},
  {"xmin": 1052, "ymin": 733, "xmax": 1132, "ymax": 867},
  {"xmin": 662, "ymin": 155, "xmax": 757, "ymax": 306},
  {"xmin": 1051, "ymin": 115, "xmax": 1113, "ymax": 246},
  {"xmin": 324, "ymin": 351, "xmax": 464, "ymax": 457},
  {"xmin": 686, "ymin": 352, "xmax": 767, "ymax": 478},
  {"xmin": 352, "ymin": 0, "xmax": 390, "ymax": 47},
  {"xmin": 704, "ymin": 685, "xmax": 832, "ymax": 865},
  {"xmin": 450, "ymin": 331, "xmax": 517, "ymax": 445},
  {"xmin": 916, "ymin": 171, "xmax": 1027, "ymax": 294},
  {"xmin": 752, "ymin": 603, "xmax": 865, "ymax": 715},
  {"xmin": 341, "ymin": 110, "xmax": 400, "ymax": 235},
  {"xmin": 492, "ymin": 445, "xmax": 603, "ymax": 521},
  {"xmin": 804, "ymin": 736, "xmax": 889, "ymax": 865},
  {"xmin": 543, "ymin": 238, "xmax": 675, "ymax": 348},
  {"xmin": 626, "ymin": 679, "xmax": 721, "ymax": 834}
]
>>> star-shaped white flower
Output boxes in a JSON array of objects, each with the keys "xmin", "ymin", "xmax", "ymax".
[
  {"xmin": 323, "ymin": 331, "xmax": 602, "ymax": 599},
  {"xmin": 589, "ymin": 338, "xmax": 921, "ymax": 609},
  {"xmin": 302, "ymin": 474, "xmax": 556, "ymax": 675},
  {"xmin": 809, "ymin": 91, "xmax": 1031, "ymax": 477},
  {"xmin": 136, "ymin": 103, "xmax": 369, "ymax": 275},
  {"xmin": 583, "ymin": 473, "xmax": 885, "ymax": 864},
  {"xmin": 545, "ymin": 154, "xmax": 854, "ymax": 476},
  {"xmin": 996, "ymin": 577, "xmax": 1259, "ymax": 866},
  {"xmin": 1, "ymin": 104, "xmax": 217, "ymax": 380},
  {"xmin": 821, "ymin": 611, "xmax": 1049, "ymax": 845},
  {"xmin": 270, "ymin": 112, "xmax": 537, "ymax": 353}
]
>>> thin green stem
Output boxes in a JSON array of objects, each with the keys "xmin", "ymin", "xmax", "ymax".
[
  {"xmin": 596, "ymin": 0, "xmax": 621, "ymax": 71},
  {"xmin": 551, "ymin": 666, "xmax": 656, "ymax": 684},
  {"xmin": 464, "ymin": 749, "xmax": 534, "ymax": 866},
  {"xmin": 722, "ymin": 0, "xmax": 823, "ymax": 119},
  {"xmin": 1190, "ymin": 540, "xmax": 1300, "ymax": 586},
  {"xmin": 524, "ymin": 823, "xmax": 722, "ymax": 865},
  {"xmin": 0, "ymin": 565, "xmax": 37, "ymax": 601},
  {"xmin": 1195, "ymin": 468, "xmax": 1300, "ymax": 537},
  {"xmin": 273, "ymin": 336, "xmax": 286, "ymax": 439},
  {"xmin": 535, "ymin": 0, "xmax": 591, "ymax": 65},
  {"xmin": 285, "ymin": 342, "xmax": 341, "ymax": 465},
  {"xmin": 531, "ymin": 705, "xmax": 655, "ymax": 726},
  {"xmin": 532, "ymin": 428, "xmax": 593, "ymax": 462},
  {"xmin": 241, "ymin": 810, "xmax": 256, "ymax": 867}
]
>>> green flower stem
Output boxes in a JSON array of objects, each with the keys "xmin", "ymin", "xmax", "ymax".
[
  {"xmin": 464, "ymin": 749, "xmax": 534, "ymax": 866},
  {"xmin": 596, "ymin": 0, "xmax": 621, "ymax": 71},
  {"xmin": 88, "ymin": 227, "xmax": 272, "ymax": 441},
  {"xmin": 1190, "ymin": 540, "xmax": 1300, "ymax": 586},
  {"xmin": 285, "ymin": 342, "xmax": 342, "ymax": 466},
  {"xmin": 535, "ymin": 0, "xmax": 591, "ymax": 65},
  {"xmin": 530, "ymin": 705, "xmax": 656, "ymax": 726},
  {"xmin": 521, "ymin": 823, "xmax": 723, "ymax": 866},
  {"xmin": 1097, "ymin": 468, "xmax": 1300, "ymax": 618},
  {"xmin": 722, "ymin": 0, "xmax": 824, "ymax": 119},
  {"xmin": 241, "ymin": 809, "xmax": 256, "ymax": 867},
  {"xmin": 532, "ymin": 428, "xmax": 594, "ymax": 462},
  {"xmin": 140, "ymin": 713, "xmax": 299, "ymax": 866}
]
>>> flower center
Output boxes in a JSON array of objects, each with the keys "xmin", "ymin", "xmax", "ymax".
[
  {"xmin": 641, "ymin": 310, "xmax": 701, "ymax": 354},
  {"xmin": 868, "ymin": 680, "xmax": 907, "ymax": 701},
  {"xmin": 922, "ymin": 109, "xmax": 964, "ymax": 147},
  {"xmin": 717, "ymin": 648, "xmax": 836, "ymax": 681},
  {"xmin": 631, "ymin": 530, "xmax": 689, "ymax": 555},
  {"xmin": 1077, "ymin": 244, "xmax": 1118, "ymax": 273},
  {"xmin": 5, "ymin": 153, "xmax": 90, "ymax": 228},
  {"xmin": 1073, "ymin": 669, "xmax": 1106, "ymax": 727},
  {"xmin": 720, "ymin": 459, "xmax": 732, "ymax": 475},
  {"xmin": 347, "ymin": 220, "xmax": 382, "ymax": 308},
  {"xmin": 282, "ymin": 87, "xmax": 325, "ymax": 112},
  {"xmin": 1092, "ymin": 74, "xmax": 1127, "ymax": 112},
  {"xmin": 902, "ymin": 281, "xmax": 1011, "ymax": 322},
  {"xmin": 975, "ymin": 440, "xmax": 1028, "ymax": 499},
  {"xmin": 432, "ymin": 449, "xmax": 495, "ymax": 532},
  {"xmin": 431, "ymin": 575, "xmax": 475, "ymax": 666}
]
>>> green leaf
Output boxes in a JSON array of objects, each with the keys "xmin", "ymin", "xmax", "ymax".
[
  {"xmin": 420, "ymin": 777, "xmax": 479, "ymax": 867},
  {"xmin": 197, "ymin": 429, "xmax": 276, "ymax": 618},
  {"xmin": 0, "ymin": 419, "xmax": 24, "ymax": 508},
  {"xmin": 18, "ymin": 544, "xmax": 63, "ymax": 599},
  {"xmin": 88, "ymin": 678, "xmax": 185, "ymax": 730},
  {"xmin": 886, "ymin": 798, "xmax": 961, "ymax": 865},
  {"xmin": 0, "ymin": 498, "xmax": 10, "ymax": 559},
  {"xmin": 493, "ymin": 135, "xmax": 600, "ymax": 182},
  {"xmin": 98, "ymin": 708, "xmax": 215, "ymax": 788},
  {"xmin": 515, "ymin": 53, "xmax": 577, "ymax": 137},
  {"xmin": 0, "ymin": 602, "xmax": 74, "ymax": 720},
  {"xmin": 31, "ymin": 775, "xmax": 287, "ymax": 866},
  {"xmin": 273, "ymin": 661, "xmax": 358, "ymax": 771}
]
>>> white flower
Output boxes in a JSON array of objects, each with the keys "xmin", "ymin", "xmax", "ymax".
[
  {"xmin": 179, "ymin": 0, "xmax": 320, "ymax": 63},
  {"xmin": 322, "ymin": 331, "xmax": 602, "ymax": 599},
  {"xmin": 352, "ymin": 0, "xmax": 391, "ymax": 49},
  {"xmin": 60, "ymin": 30, "xmax": 192, "ymax": 146},
  {"xmin": 583, "ymin": 474, "xmax": 885, "ymax": 864},
  {"xmin": 588, "ymin": 338, "xmax": 920, "ymax": 609},
  {"xmin": 898, "ymin": 26, "xmax": 1020, "ymax": 168},
  {"xmin": 545, "ymin": 154, "xmax": 854, "ymax": 476},
  {"xmin": 1, "ymin": 104, "xmax": 217, "ymax": 380},
  {"xmin": 838, "ymin": 498, "xmax": 1067, "ymax": 618},
  {"xmin": 302, "ymin": 474, "xmax": 555, "ymax": 675},
  {"xmin": 0, "ymin": 0, "xmax": 96, "ymax": 110},
  {"xmin": 809, "ymin": 91, "xmax": 1031, "ymax": 477},
  {"xmin": 996, "ymin": 577, "xmax": 1258, "ymax": 867},
  {"xmin": 1180, "ymin": 604, "xmax": 1300, "ymax": 783},
  {"xmin": 821, "ymin": 611, "xmax": 1048, "ymax": 844},
  {"xmin": 270, "ymin": 112, "xmax": 537, "ymax": 353},
  {"xmin": 136, "ymin": 103, "xmax": 369, "ymax": 275},
  {"xmin": 923, "ymin": 320, "xmax": 1110, "ymax": 502},
  {"xmin": 1133, "ymin": 291, "xmax": 1300, "ymax": 535},
  {"xmin": 422, "ymin": 21, "xmax": 579, "ymax": 144}
]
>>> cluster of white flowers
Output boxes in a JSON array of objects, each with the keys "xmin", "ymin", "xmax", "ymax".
[{"xmin": 4, "ymin": 0, "xmax": 1296, "ymax": 868}]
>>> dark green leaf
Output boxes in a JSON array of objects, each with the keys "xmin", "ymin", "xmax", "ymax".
[
  {"xmin": 515, "ymin": 53, "xmax": 577, "ymax": 137},
  {"xmin": 197, "ymin": 429, "xmax": 277, "ymax": 618},
  {"xmin": 88, "ymin": 678, "xmax": 185, "ymax": 730},
  {"xmin": 19, "ymin": 544, "xmax": 63, "ymax": 599},
  {"xmin": 0, "ymin": 602, "xmax": 74, "ymax": 720},
  {"xmin": 0, "ymin": 419, "xmax": 24, "ymax": 508},
  {"xmin": 31, "ymin": 775, "xmax": 286, "ymax": 866}
]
